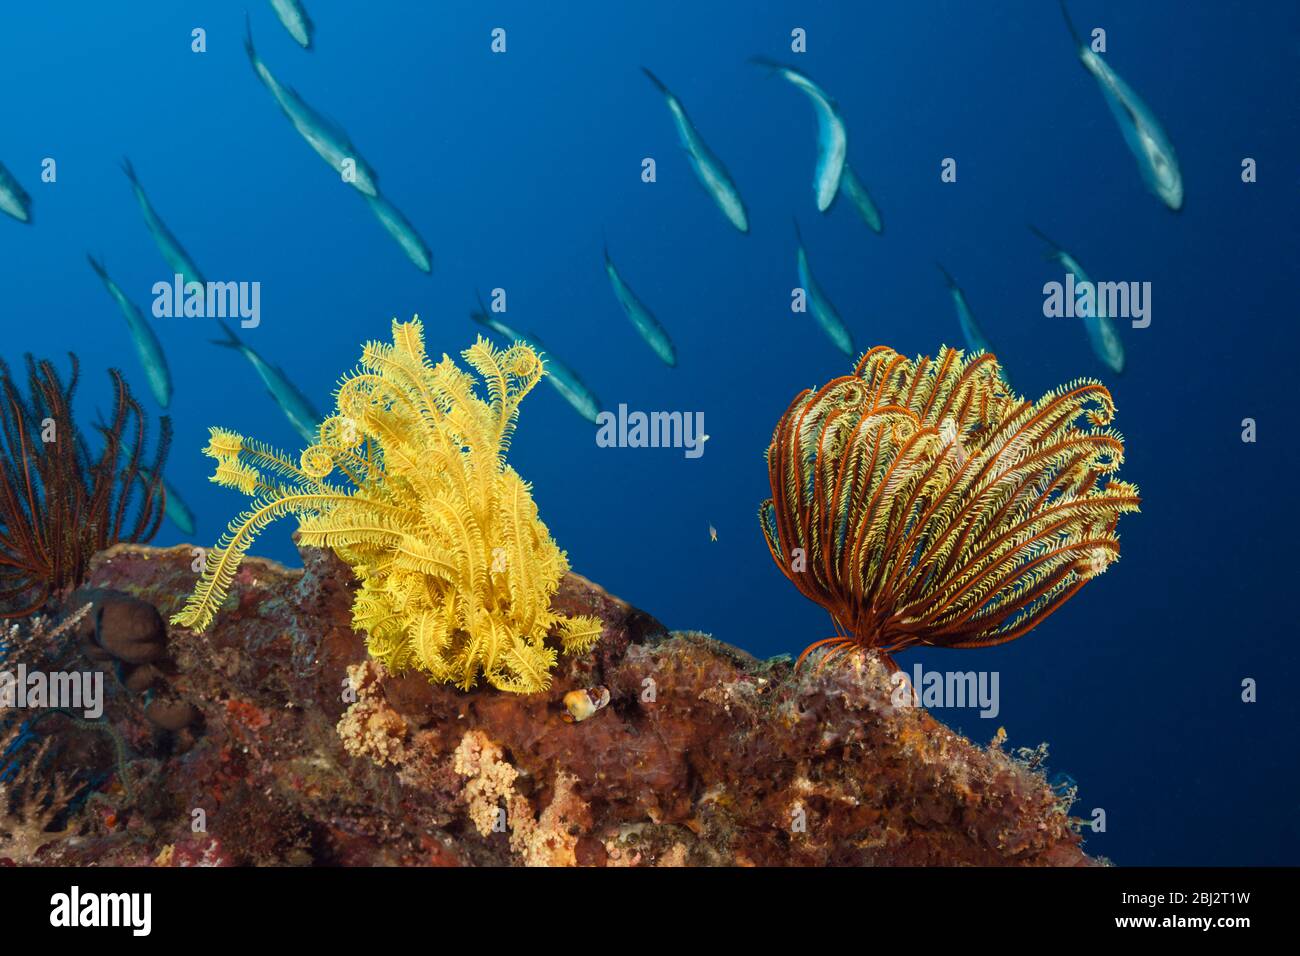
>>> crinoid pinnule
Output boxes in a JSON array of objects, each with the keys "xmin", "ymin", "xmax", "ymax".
[
  {"xmin": 0, "ymin": 355, "xmax": 169, "ymax": 618},
  {"xmin": 760, "ymin": 345, "xmax": 1140, "ymax": 669}
]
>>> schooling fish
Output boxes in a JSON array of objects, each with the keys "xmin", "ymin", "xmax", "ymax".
[
  {"xmin": 149, "ymin": 467, "xmax": 196, "ymax": 536},
  {"xmin": 642, "ymin": 68, "xmax": 749, "ymax": 233},
  {"xmin": 86, "ymin": 255, "xmax": 172, "ymax": 408},
  {"xmin": 794, "ymin": 220, "xmax": 853, "ymax": 357},
  {"xmin": 935, "ymin": 262, "xmax": 993, "ymax": 356},
  {"xmin": 121, "ymin": 157, "xmax": 205, "ymax": 287},
  {"xmin": 0, "ymin": 160, "xmax": 32, "ymax": 224},
  {"xmin": 1028, "ymin": 224, "xmax": 1125, "ymax": 374},
  {"xmin": 211, "ymin": 319, "xmax": 320, "ymax": 445},
  {"xmin": 244, "ymin": 16, "xmax": 378, "ymax": 196},
  {"xmin": 269, "ymin": 0, "xmax": 314, "ymax": 49},
  {"xmin": 752, "ymin": 58, "xmax": 846, "ymax": 212},
  {"xmin": 470, "ymin": 293, "xmax": 602, "ymax": 424},
  {"xmin": 837, "ymin": 162, "xmax": 883, "ymax": 234},
  {"xmin": 603, "ymin": 244, "xmax": 677, "ymax": 367},
  {"xmin": 1058, "ymin": 0, "xmax": 1183, "ymax": 211},
  {"xmin": 364, "ymin": 192, "xmax": 432, "ymax": 273}
]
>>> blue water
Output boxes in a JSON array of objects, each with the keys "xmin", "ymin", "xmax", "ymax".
[{"xmin": 2, "ymin": 0, "xmax": 1296, "ymax": 865}]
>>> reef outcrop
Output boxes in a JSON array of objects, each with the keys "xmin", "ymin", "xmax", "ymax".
[{"xmin": 11, "ymin": 540, "xmax": 1094, "ymax": 867}]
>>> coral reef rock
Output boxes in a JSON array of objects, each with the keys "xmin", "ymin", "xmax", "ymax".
[{"xmin": 19, "ymin": 540, "xmax": 1095, "ymax": 867}]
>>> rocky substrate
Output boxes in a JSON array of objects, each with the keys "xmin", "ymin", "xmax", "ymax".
[{"xmin": 6, "ymin": 541, "xmax": 1095, "ymax": 866}]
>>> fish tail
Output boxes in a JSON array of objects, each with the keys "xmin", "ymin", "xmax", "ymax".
[
  {"xmin": 748, "ymin": 55, "xmax": 783, "ymax": 75},
  {"xmin": 210, "ymin": 318, "xmax": 242, "ymax": 350},
  {"xmin": 1026, "ymin": 223, "xmax": 1065, "ymax": 260},
  {"xmin": 85, "ymin": 253, "xmax": 108, "ymax": 282},
  {"xmin": 299, "ymin": 6, "xmax": 315, "ymax": 51},
  {"xmin": 243, "ymin": 11, "xmax": 259, "ymax": 65},
  {"xmin": 1026, "ymin": 223, "xmax": 1058, "ymax": 248},
  {"xmin": 90, "ymin": 406, "xmax": 113, "ymax": 442},
  {"xmin": 792, "ymin": 216, "xmax": 804, "ymax": 246},
  {"xmin": 469, "ymin": 289, "xmax": 491, "ymax": 324},
  {"xmin": 640, "ymin": 67, "xmax": 669, "ymax": 96},
  {"xmin": 935, "ymin": 261, "xmax": 958, "ymax": 289},
  {"xmin": 1058, "ymin": 0, "xmax": 1083, "ymax": 47},
  {"xmin": 120, "ymin": 156, "xmax": 138, "ymax": 186}
]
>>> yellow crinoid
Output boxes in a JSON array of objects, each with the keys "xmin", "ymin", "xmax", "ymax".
[{"xmin": 171, "ymin": 319, "xmax": 603, "ymax": 693}]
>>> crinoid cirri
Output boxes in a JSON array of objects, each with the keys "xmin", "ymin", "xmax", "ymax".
[{"xmin": 760, "ymin": 345, "xmax": 1140, "ymax": 672}]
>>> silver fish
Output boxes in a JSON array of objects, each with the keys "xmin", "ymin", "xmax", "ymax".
[
  {"xmin": 1059, "ymin": 1, "xmax": 1183, "ymax": 211},
  {"xmin": 753, "ymin": 58, "xmax": 846, "ymax": 212},
  {"xmin": 0, "ymin": 161, "xmax": 32, "ymax": 224},
  {"xmin": 154, "ymin": 471, "xmax": 196, "ymax": 536},
  {"xmin": 642, "ymin": 68, "xmax": 749, "ymax": 233},
  {"xmin": 269, "ymin": 0, "xmax": 314, "ymax": 50},
  {"xmin": 86, "ymin": 255, "xmax": 172, "ymax": 408},
  {"xmin": 1028, "ymin": 225, "xmax": 1125, "ymax": 375},
  {"xmin": 470, "ymin": 293, "xmax": 602, "ymax": 424},
  {"xmin": 603, "ymin": 244, "xmax": 677, "ymax": 367},
  {"xmin": 121, "ymin": 157, "xmax": 205, "ymax": 287},
  {"xmin": 364, "ymin": 192, "xmax": 432, "ymax": 273},
  {"xmin": 794, "ymin": 220, "xmax": 853, "ymax": 357},
  {"xmin": 211, "ymin": 319, "xmax": 320, "ymax": 445},
  {"xmin": 837, "ymin": 162, "xmax": 883, "ymax": 234},
  {"xmin": 936, "ymin": 262, "xmax": 993, "ymax": 356},
  {"xmin": 244, "ymin": 16, "xmax": 378, "ymax": 196}
]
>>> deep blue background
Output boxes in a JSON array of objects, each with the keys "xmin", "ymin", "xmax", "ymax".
[{"xmin": 2, "ymin": 1, "xmax": 1296, "ymax": 865}]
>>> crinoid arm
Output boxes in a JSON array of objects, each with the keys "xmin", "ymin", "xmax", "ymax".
[
  {"xmin": 0, "ymin": 355, "xmax": 168, "ymax": 618},
  {"xmin": 173, "ymin": 319, "xmax": 599, "ymax": 694},
  {"xmin": 760, "ymin": 345, "xmax": 1140, "ymax": 666}
]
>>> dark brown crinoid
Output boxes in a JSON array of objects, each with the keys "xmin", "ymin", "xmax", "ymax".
[{"xmin": 0, "ymin": 354, "xmax": 170, "ymax": 617}]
